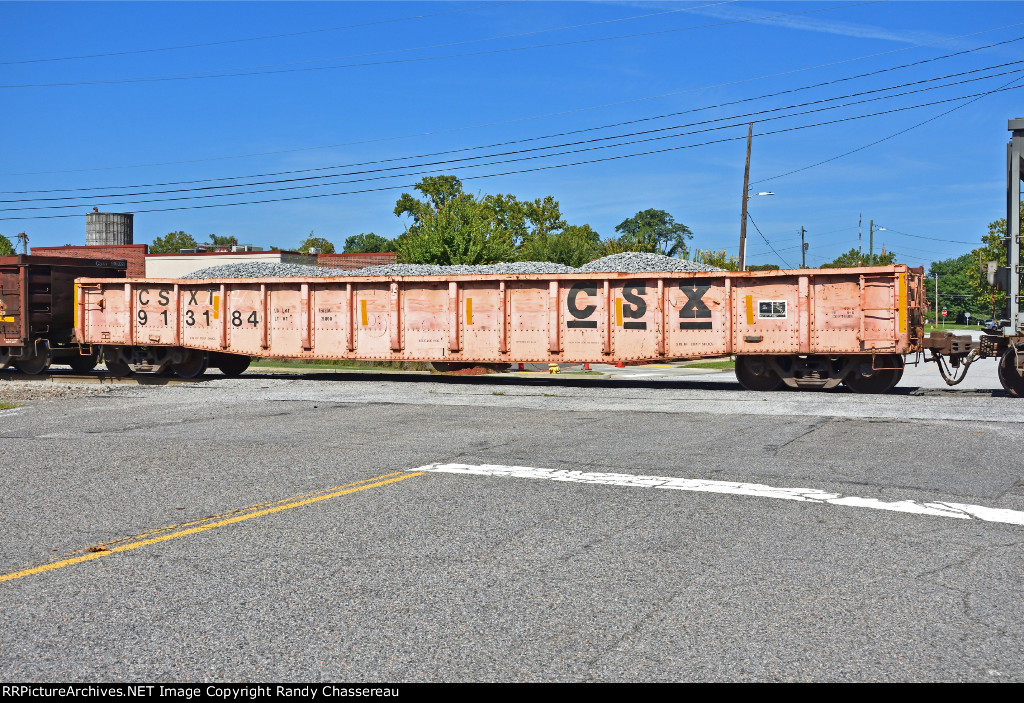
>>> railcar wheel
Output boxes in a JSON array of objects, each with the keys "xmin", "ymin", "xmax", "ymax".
[
  {"xmin": 997, "ymin": 344, "xmax": 1024, "ymax": 397},
  {"xmin": 13, "ymin": 353, "xmax": 50, "ymax": 375},
  {"xmin": 171, "ymin": 351, "xmax": 208, "ymax": 379},
  {"xmin": 67, "ymin": 350, "xmax": 99, "ymax": 373},
  {"xmin": 843, "ymin": 355, "xmax": 904, "ymax": 394},
  {"xmin": 102, "ymin": 352, "xmax": 132, "ymax": 377},
  {"xmin": 212, "ymin": 352, "xmax": 251, "ymax": 377},
  {"xmin": 735, "ymin": 356, "xmax": 783, "ymax": 391}
]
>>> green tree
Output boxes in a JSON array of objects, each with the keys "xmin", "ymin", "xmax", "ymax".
[
  {"xmin": 613, "ymin": 209, "xmax": 693, "ymax": 257},
  {"xmin": 967, "ymin": 203, "xmax": 1022, "ymax": 321},
  {"xmin": 521, "ymin": 224, "xmax": 601, "ymax": 267},
  {"xmin": 208, "ymin": 234, "xmax": 238, "ymax": 247},
  {"xmin": 396, "ymin": 195, "xmax": 515, "ymax": 265},
  {"xmin": 820, "ymin": 248, "xmax": 898, "ymax": 268},
  {"xmin": 0, "ymin": 233, "xmax": 14, "ymax": 256},
  {"xmin": 394, "ymin": 175, "xmax": 465, "ymax": 225},
  {"xmin": 343, "ymin": 233, "xmax": 396, "ymax": 253},
  {"xmin": 925, "ymin": 252, "xmax": 983, "ymax": 323},
  {"xmin": 297, "ymin": 232, "xmax": 336, "ymax": 254},
  {"xmin": 692, "ymin": 248, "xmax": 739, "ymax": 271},
  {"xmin": 149, "ymin": 231, "xmax": 198, "ymax": 254}
]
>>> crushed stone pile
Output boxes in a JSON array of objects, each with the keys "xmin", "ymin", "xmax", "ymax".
[{"xmin": 182, "ymin": 253, "xmax": 720, "ymax": 279}]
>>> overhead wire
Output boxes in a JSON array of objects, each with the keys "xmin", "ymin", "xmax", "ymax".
[
  {"xmin": 8, "ymin": 19, "xmax": 1022, "ymax": 177},
  {"xmin": 5, "ymin": 57, "xmax": 1023, "ymax": 201},
  {"xmin": 4, "ymin": 80, "xmax": 1024, "ymax": 221},
  {"xmin": 746, "ymin": 213, "xmax": 794, "ymax": 267},
  {"xmin": 0, "ymin": 2, "xmax": 880, "ymax": 89},
  {"xmin": 0, "ymin": 2, "xmax": 514, "ymax": 65}
]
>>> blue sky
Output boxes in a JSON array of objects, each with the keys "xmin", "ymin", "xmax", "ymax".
[{"xmin": 1, "ymin": 0, "xmax": 1022, "ymax": 268}]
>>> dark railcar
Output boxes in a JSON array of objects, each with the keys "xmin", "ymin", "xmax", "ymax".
[{"xmin": 0, "ymin": 255, "xmax": 128, "ymax": 374}]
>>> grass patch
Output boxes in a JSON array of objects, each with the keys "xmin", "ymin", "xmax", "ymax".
[
  {"xmin": 0, "ymin": 402, "xmax": 21, "ymax": 410},
  {"xmin": 681, "ymin": 360, "xmax": 736, "ymax": 370},
  {"xmin": 923, "ymin": 323, "xmax": 984, "ymax": 333},
  {"xmin": 249, "ymin": 358, "xmax": 431, "ymax": 372}
]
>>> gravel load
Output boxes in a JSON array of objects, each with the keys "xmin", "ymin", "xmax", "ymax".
[
  {"xmin": 579, "ymin": 252, "xmax": 721, "ymax": 273},
  {"xmin": 182, "ymin": 263, "xmax": 341, "ymax": 279},
  {"xmin": 182, "ymin": 253, "xmax": 719, "ymax": 280}
]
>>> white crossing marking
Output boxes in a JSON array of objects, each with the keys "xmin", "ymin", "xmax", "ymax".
[{"xmin": 411, "ymin": 463, "xmax": 1024, "ymax": 527}]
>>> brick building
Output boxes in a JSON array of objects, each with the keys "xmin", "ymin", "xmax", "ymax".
[
  {"xmin": 31, "ymin": 244, "xmax": 148, "ymax": 277},
  {"xmin": 316, "ymin": 252, "xmax": 396, "ymax": 270},
  {"xmin": 29, "ymin": 245, "xmax": 396, "ymax": 278}
]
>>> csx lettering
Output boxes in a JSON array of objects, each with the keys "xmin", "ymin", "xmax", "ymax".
[
  {"xmin": 138, "ymin": 289, "xmax": 172, "ymax": 307},
  {"xmin": 679, "ymin": 283, "xmax": 713, "ymax": 330},
  {"xmin": 622, "ymin": 285, "xmax": 647, "ymax": 330},
  {"xmin": 567, "ymin": 283, "xmax": 598, "ymax": 329}
]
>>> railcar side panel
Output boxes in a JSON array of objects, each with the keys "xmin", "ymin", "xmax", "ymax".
[
  {"xmin": 667, "ymin": 279, "xmax": 731, "ymax": 358},
  {"xmin": 78, "ymin": 267, "xmax": 923, "ymax": 365}
]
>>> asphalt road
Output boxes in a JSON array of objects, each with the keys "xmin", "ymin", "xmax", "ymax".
[{"xmin": 0, "ymin": 359, "xmax": 1021, "ymax": 682}]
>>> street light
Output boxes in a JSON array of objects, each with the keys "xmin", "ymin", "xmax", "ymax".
[{"xmin": 738, "ymin": 191, "xmax": 774, "ymax": 271}]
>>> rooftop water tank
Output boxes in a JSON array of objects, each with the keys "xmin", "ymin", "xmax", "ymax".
[{"xmin": 86, "ymin": 212, "xmax": 134, "ymax": 246}]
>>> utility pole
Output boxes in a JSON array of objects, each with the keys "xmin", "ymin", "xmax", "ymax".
[
  {"xmin": 16, "ymin": 232, "xmax": 28, "ymax": 255},
  {"xmin": 869, "ymin": 219, "xmax": 874, "ymax": 259},
  {"xmin": 858, "ymin": 213, "xmax": 862, "ymax": 253},
  {"xmin": 800, "ymin": 226, "xmax": 807, "ymax": 268},
  {"xmin": 935, "ymin": 272, "xmax": 939, "ymax": 327},
  {"xmin": 738, "ymin": 122, "xmax": 753, "ymax": 272}
]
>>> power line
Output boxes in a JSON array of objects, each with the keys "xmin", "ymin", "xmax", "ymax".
[
  {"xmin": 8, "ymin": 19, "xmax": 1021, "ymax": 177},
  {"xmin": 9, "ymin": 78, "xmax": 1023, "ymax": 211},
  {"xmin": 110, "ymin": 1, "xmax": 742, "ymax": 77},
  {"xmin": 5, "ymin": 83, "xmax": 1023, "ymax": 221},
  {"xmin": 0, "ymin": 3, "xmax": 513, "ymax": 65},
  {"xmin": 6, "ymin": 58, "xmax": 1021, "ymax": 202},
  {"xmin": 880, "ymin": 227, "xmax": 980, "ymax": 245},
  {"xmin": 746, "ymin": 213, "xmax": 794, "ymax": 268},
  {"xmin": 754, "ymin": 73, "xmax": 1024, "ymax": 185},
  {"xmin": 0, "ymin": 2, "xmax": 879, "ymax": 89}
]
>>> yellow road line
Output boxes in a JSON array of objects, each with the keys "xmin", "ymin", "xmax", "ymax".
[
  {"xmin": 1, "ymin": 471, "xmax": 422, "ymax": 584},
  {"xmin": 51, "ymin": 471, "xmax": 407, "ymax": 560}
]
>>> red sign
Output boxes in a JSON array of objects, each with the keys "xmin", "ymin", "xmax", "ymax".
[{"xmin": 941, "ymin": 308, "xmax": 948, "ymax": 316}]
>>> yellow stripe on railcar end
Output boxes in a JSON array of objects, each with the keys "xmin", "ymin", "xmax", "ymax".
[
  {"xmin": 213, "ymin": 295, "xmax": 220, "ymax": 320},
  {"xmin": 360, "ymin": 299, "xmax": 368, "ymax": 326},
  {"xmin": 745, "ymin": 295, "xmax": 754, "ymax": 325},
  {"xmin": 74, "ymin": 284, "xmax": 80, "ymax": 330},
  {"xmin": 466, "ymin": 298, "xmax": 473, "ymax": 325},
  {"xmin": 615, "ymin": 297, "xmax": 623, "ymax": 327},
  {"xmin": 897, "ymin": 272, "xmax": 906, "ymax": 335}
]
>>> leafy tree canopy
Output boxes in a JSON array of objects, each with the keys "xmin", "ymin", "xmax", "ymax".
[
  {"xmin": 521, "ymin": 224, "xmax": 601, "ymax": 267},
  {"xmin": 966, "ymin": 203, "xmax": 1022, "ymax": 320},
  {"xmin": 0, "ymin": 233, "xmax": 15, "ymax": 256},
  {"xmin": 149, "ymin": 231, "xmax": 198, "ymax": 254},
  {"xmin": 613, "ymin": 209, "xmax": 693, "ymax": 258},
  {"xmin": 396, "ymin": 195, "xmax": 515, "ymax": 265},
  {"xmin": 394, "ymin": 175, "xmax": 465, "ymax": 224},
  {"xmin": 297, "ymin": 232, "xmax": 335, "ymax": 254},
  {"xmin": 820, "ymin": 248, "xmax": 897, "ymax": 268},
  {"xmin": 925, "ymin": 252, "xmax": 983, "ymax": 323},
  {"xmin": 208, "ymin": 234, "xmax": 238, "ymax": 247},
  {"xmin": 343, "ymin": 233, "xmax": 396, "ymax": 253},
  {"xmin": 692, "ymin": 248, "xmax": 738, "ymax": 271}
]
